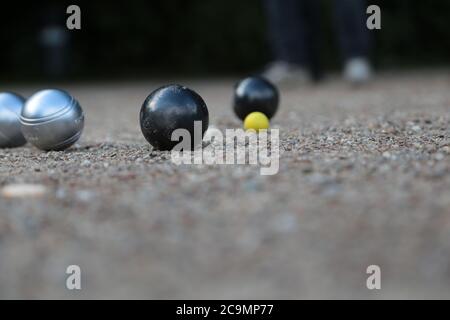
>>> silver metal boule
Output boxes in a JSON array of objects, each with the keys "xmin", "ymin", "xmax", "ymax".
[
  {"xmin": 20, "ymin": 89, "xmax": 84, "ymax": 151},
  {"xmin": 0, "ymin": 92, "xmax": 27, "ymax": 148}
]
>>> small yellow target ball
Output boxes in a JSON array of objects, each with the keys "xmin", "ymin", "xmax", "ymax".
[{"xmin": 244, "ymin": 112, "xmax": 270, "ymax": 131}]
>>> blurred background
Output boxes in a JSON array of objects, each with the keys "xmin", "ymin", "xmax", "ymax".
[
  {"xmin": 0, "ymin": 0, "xmax": 449, "ymax": 82},
  {"xmin": 2, "ymin": 0, "xmax": 450, "ymax": 299}
]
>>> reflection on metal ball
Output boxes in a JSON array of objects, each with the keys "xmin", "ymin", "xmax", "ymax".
[
  {"xmin": 0, "ymin": 92, "xmax": 27, "ymax": 148},
  {"xmin": 20, "ymin": 89, "xmax": 84, "ymax": 151}
]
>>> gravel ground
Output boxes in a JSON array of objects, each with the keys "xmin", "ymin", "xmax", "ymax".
[{"xmin": 1, "ymin": 70, "xmax": 450, "ymax": 299}]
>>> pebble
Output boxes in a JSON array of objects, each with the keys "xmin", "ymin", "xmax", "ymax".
[
  {"xmin": 441, "ymin": 146, "xmax": 450, "ymax": 154},
  {"xmin": 1, "ymin": 184, "xmax": 48, "ymax": 198},
  {"xmin": 75, "ymin": 190, "xmax": 96, "ymax": 203}
]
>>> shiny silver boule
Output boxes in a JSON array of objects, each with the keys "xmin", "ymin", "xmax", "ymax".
[
  {"xmin": 0, "ymin": 92, "xmax": 27, "ymax": 148},
  {"xmin": 20, "ymin": 89, "xmax": 84, "ymax": 151}
]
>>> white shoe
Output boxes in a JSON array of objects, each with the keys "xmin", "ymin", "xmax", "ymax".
[
  {"xmin": 343, "ymin": 57, "xmax": 372, "ymax": 85},
  {"xmin": 261, "ymin": 61, "xmax": 310, "ymax": 85}
]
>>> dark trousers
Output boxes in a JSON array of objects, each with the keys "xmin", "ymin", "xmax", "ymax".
[{"xmin": 264, "ymin": 0, "xmax": 370, "ymax": 71}]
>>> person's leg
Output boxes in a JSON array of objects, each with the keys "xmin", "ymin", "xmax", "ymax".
[
  {"xmin": 262, "ymin": 0, "xmax": 322, "ymax": 83},
  {"xmin": 333, "ymin": 0, "xmax": 370, "ymax": 60},
  {"xmin": 333, "ymin": 0, "xmax": 372, "ymax": 83},
  {"xmin": 263, "ymin": 0, "xmax": 308, "ymax": 66},
  {"xmin": 302, "ymin": 0, "xmax": 322, "ymax": 81}
]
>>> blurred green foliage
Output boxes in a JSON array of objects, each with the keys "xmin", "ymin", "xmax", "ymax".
[{"xmin": 1, "ymin": 0, "xmax": 449, "ymax": 80}]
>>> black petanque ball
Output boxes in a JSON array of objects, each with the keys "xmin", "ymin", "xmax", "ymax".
[
  {"xmin": 233, "ymin": 76, "xmax": 279, "ymax": 120},
  {"xmin": 140, "ymin": 85, "xmax": 209, "ymax": 150}
]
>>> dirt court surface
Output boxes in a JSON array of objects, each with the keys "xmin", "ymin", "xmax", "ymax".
[{"xmin": 1, "ymin": 71, "xmax": 450, "ymax": 299}]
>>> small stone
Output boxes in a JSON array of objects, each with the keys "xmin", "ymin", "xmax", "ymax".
[
  {"xmin": 56, "ymin": 188, "xmax": 66, "ymax": 199},
  {"xmin": 441, "ymin": 146, "xmax": 450, "ymax": 154},
  {"xmin": 382, "ymin": 151, "xmax": 391, "ymax": 158},
  {"xmin": 301, "ymin": 165, "xmax": 314, "ymax": 174},
  {"xmin": 1, "ymin": 184, "xmax": 47, "ymax": 198},
  {"xmin": 75, "ymin": 190, "xmax": 96, "ymax": 202}
]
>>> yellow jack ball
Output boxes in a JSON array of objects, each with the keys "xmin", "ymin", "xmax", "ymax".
[{"xmin": 244, "ymin": 112, "xmax": 270, "ymax": 131}]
